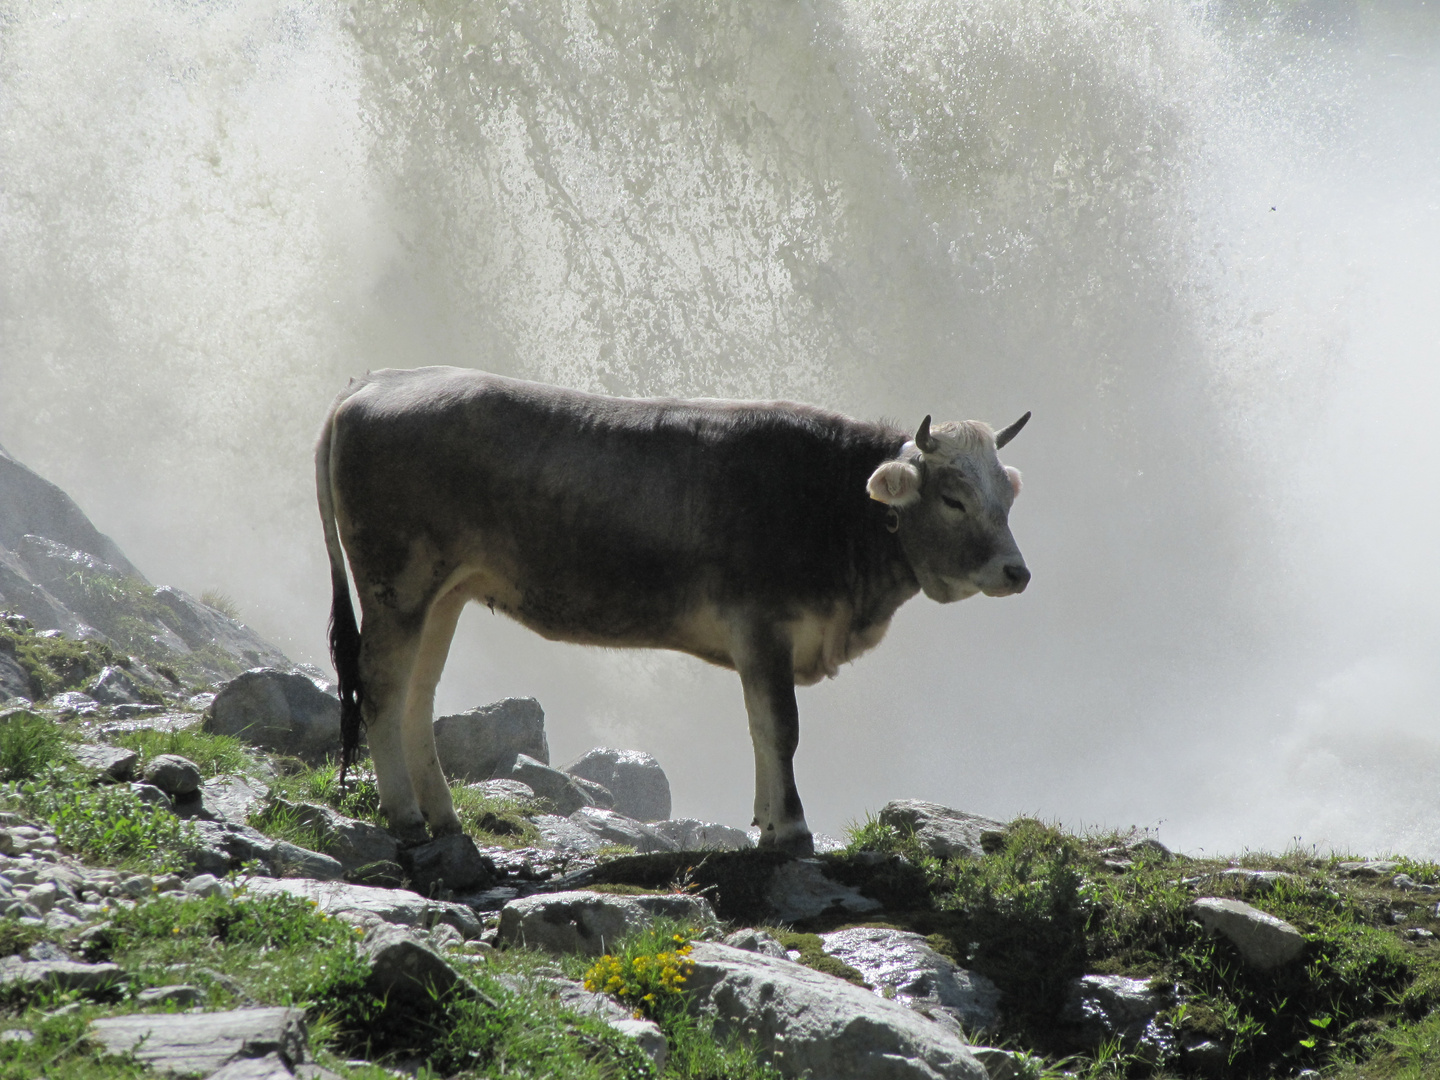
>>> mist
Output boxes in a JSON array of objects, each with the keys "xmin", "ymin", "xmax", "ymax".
[{"xmin": 2, "ymin": 0, "xmax": 1436, "ymax": 857}]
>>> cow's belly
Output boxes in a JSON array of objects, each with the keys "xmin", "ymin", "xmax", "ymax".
[{"xmin": 788, "ymin": 604, "xmax": 894, "ymax": 685}]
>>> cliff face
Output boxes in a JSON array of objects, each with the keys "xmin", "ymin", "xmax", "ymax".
[{"xmin": 0, "ymin": 444, "xmax": 288, "ymax": 695}]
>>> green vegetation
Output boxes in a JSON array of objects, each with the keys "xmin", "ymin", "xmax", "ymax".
[
  {"xmin": 0, "ymin": 624, "xmax": 127, "ymax": 701},
  {"xmin": 267, "ymin": 760, "xmax": 383, "ymax": 824},
  {"xmin": 109, "ymin": 727, "xmax": 255, "ymax": 779},
  {"xmin": 199, "ymin": 589, "xmax": 241, "ymax": 620},
  {"xmin": 0, "ymin": 709, "xmax": 75, "ymax": 781},
  {"xmin": 2, "ymin": 771, "xmax": 195, "ymax": 872}
]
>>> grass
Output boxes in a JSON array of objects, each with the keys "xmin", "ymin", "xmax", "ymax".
[
  {"xmin": 0, "ymin": 709, "xmax": 76, "ymax": 781},
  {"xmin": 1, "ymin": 769, "xmax": 196, "ymax": 872},
  {"xmin": 108, "ymin": 727, "xmax": 256, "ymax": 779},
  {"xmin": 198, "ymin": 590, "xmax": 240, "ymax": 620}
]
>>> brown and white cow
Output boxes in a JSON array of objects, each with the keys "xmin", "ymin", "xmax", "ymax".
[{"xmin": 316, "ymin": 367, "xmax": 1030, "ymax": 853}]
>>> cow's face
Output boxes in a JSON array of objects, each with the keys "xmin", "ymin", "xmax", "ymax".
[{"xmin": 866, "ymin": 414, "xmax": 1031, "ymax": 602}]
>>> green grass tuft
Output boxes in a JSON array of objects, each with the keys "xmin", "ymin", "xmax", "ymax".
[
  {"xmin": 110, "ymin": 726, "xmax": 256, "ymax": 779},
  {"xmin": 0, "ymin": 710, "xmax": 74, "ymax": 781}
]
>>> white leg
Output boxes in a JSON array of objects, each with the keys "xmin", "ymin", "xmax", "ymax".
[{"xmin": 403, "ymin": 589, "xmax": 465, "ymax": 836}]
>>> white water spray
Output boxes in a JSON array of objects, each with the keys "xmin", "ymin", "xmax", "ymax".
[{"xmin": 2, "ymin": 0, "xmax": 1436, "ymax": 855}]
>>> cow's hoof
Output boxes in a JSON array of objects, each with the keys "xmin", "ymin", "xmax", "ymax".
[
  {"xmin": 389, "ymin": 819, "xmax": 432, "ymax": 848},
  {"xmin": 428, "ymin": 817, "xmax": 464, "ymax": 839}
]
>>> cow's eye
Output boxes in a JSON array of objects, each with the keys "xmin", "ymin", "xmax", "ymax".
[{"xmin": 941, "ymin": 495, "xmax": 966, "ymax": 513}]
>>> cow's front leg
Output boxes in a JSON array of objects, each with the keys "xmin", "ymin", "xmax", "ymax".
[{"xmin": 734, "ymin": 622, "xmax": 813, "ymax": 855}]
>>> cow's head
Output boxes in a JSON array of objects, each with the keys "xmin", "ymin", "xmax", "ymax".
[{"xmin": 866, "ymin": 412, "xmax": 1031, "ymax": 602}]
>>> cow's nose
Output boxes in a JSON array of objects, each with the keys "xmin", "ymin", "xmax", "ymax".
[{"xmin": 1003, "ymin": 563, "xmax": 1031, "ymax": 591}]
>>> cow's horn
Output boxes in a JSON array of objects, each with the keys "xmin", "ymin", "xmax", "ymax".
[
  {"xmin": 994, "ymin": 411, "xmax": 1031, "ymax": 449},
  {"xmin": 915, "ymin": 415, "xmax": 939, "ymax": 454}
]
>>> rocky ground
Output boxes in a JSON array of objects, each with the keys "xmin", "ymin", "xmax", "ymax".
[{"xmin": 0, "ymin": 449, "xmax": 1438, "ymax": 1080}]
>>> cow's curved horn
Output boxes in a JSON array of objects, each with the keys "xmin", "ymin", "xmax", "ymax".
[
  {"xmin": 915, "ymin": 415, "xmax": 939, "ymax": 454},
  {"xmin": 994, "ymin": 411, "xmax": 1031, "ymax": 449}
]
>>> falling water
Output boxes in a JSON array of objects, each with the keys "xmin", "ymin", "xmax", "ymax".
[{"xmin": 2, "ymin": 0, "xmax": 1436, "ymax": 854}]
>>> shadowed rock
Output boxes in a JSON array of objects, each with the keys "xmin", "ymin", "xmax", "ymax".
[
  {"xmin": 206, "ymin": 669, "xmax": 341, "ymax": 764},
  {"xmin": 433, "ymin": 697, "xmax": 549, "ymax": 782},
  {"xmin": 89, "ymin": 1007, "xmax": 308, "ymax": 1076}
]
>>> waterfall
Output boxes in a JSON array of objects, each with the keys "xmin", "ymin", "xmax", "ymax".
[{"xmin": 2, "ymin": 0, "xmax": 1436, "ymax": 854}]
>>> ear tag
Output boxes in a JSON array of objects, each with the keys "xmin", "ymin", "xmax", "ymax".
[{"xmin": 885, "ymin": 508, "xmax": 900, "ymax": 533}]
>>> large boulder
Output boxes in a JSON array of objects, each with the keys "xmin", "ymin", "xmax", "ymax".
[
  {"xmin": 433, "ymin": 697, "xmax": 549, "ymax": 781},
  {"xmin": 534, "ymin": 808, "xmax": 678, "ymax": 855},
  {"xmin": 1190, "ymin": 898, "xmax": 1306, "ymax": 970},
  {"xmin": 89, "ymin": 1007, "xmax": 308, "ymax": 1076},
  {"xmin": 206, "ymin": 669, "xmax": 341, "ymax": 764},
  {"xmin": 497, "ymin": 890, "xmax": 716, "ymax": 955},
  {"xmin": 1060, "ymin": 975, "xmax": 1175, "ymax": 1060},
  {"xmin": 685, "ymin": 942, "xmax": 988, "ymax": 1080},
  {"xmin": 563, "ymin": 747, "xmax": 671, "ymax": 821},
  {"xmin": 820, "ymin": 928, "xmax": 1002, "ymax": 1038},
  {"xmin": 399, "ymin": 833, "xmax": 498, "ymax": 895},
  {"xmin": 877, "ymin": 801, "xmax": 1007, "ymax": 861},
  {"xmin": 506, "ymin": 754, "xmax": 606, "ymax": 816}
]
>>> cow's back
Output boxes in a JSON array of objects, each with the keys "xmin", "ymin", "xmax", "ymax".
[{"xmin": 329, "ymin": 368, "xmax": 906, "ymax": 643}]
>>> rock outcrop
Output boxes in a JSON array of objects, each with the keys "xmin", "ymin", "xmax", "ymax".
[{"xmin": 562, "ymin": 747, "xmax": 671, "ymax": 822}]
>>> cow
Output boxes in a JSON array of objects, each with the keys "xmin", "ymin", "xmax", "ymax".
[{"xmin": 316, "ymin": 367, "xmax": 1030, "ymax": 854}]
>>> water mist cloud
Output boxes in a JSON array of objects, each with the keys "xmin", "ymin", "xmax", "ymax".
[{"xmin": 0, "ymin": 0, "xmax": 1436, "ymax": 856}]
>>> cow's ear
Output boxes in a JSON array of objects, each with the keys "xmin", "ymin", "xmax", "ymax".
[
  {"xmin": 1005, "ymin": 466, "xmax": 1022, "ymax": 498},
  {"xmin": 866, "ymin": 461, "xmax": 922, "ymax": 507}
]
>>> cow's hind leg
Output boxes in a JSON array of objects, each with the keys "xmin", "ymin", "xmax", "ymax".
[
  {"xmin": 734, "ymin": 623, "xmax": 814, "ymax": 855},
  {"xmin": 401, "ymin": 587, "xmax": 465, "ymax": 837},
  {"xmin": 358, "ymin": 614, "xmax": 429, "ymax": 845}
]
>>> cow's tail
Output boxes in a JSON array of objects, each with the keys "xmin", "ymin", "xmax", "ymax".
[{"xmin": 316, "ymin": 396, "xmax": 364, "ymax": 786}]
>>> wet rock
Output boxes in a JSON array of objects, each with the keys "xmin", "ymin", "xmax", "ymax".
[
  {"xmin": 70, "ymin": 743, "xmax": 137, "ymax": 783},
  {"xmin": 206, "ymin": 669, "xmax": 341, "ymax": 764},
  {"xmin": 497, "ymin": 889, "xmax": 716, "ymax": 955},
  {"xmin": 1191, "ymin": 897, "xmax": 1306, "ymax": 970},
  {"xmin": 270, "ymin": 842, "xmax": 344, "ymax": 881},
  {"xmin": 723, "ymin": 928, "xmax": 789, "ymax": 958},
  {"xmin": 433, "ymin": 697, "xmax": 549, "ymax": 782},
  {"xmin": 142, "ymin": 754, "xmax": 202, "ymax": 797},
  {"xmin": 685, "ymin": 942, "xmax": 988, "ymax": 1080},
  {"xmin": 1061, "ymin": 975, "xmax": 1175, "ymax": 1059},
  {"xmin": 820, "ymin": 927, "xmax": 1002, "ymax": 1038},
  {"xmin": 466, "ymin": 778, "xmax": 536, "ymax": 802},
  {"xmin": 48, "ymin": 691, "xmax": 98, "ymax": 716},
  {"xmin": 649, "ymin": 818, "xmax": 753, "ymax": 851},
  {"xmin": 364, "ymin": 924, "xmax": 467, "ymax": 998},
  {"xmin": 89, "ymin": 1007, "xmax": 308, "ymax": 1076},
  {"xmin": 506, "ymin": 755, "xmax": 604, "ymax": 816},
  {"xmin": 573, "ymin": 807, "xmax": 677, "ymax": 853},
  {"xmin": 969, "ymin": 1047, "xmax": 1032, "ymax": 1080},
  {"xmin": 267, "ymin": 799, "xmax": 398, "ymax": 871},
  {"xmin": 241, "ymin": 876, "xmax": 483, "ymax": 939},
  {"xmin": 86, "ymin": 665, "xmax": 147, "ymax": 706},
  {"xmin": 563, "ymin": 747, "xmax": 671, "ymax": 822},
  {"xmin": 765, "ymin": 859, "xmax": 882, "ymax": 923},
  {"xmin": 400, "ymin": 833, "xmax": 498, "ymax": 895},
  {"xmin": 0, "ymin": 956, "xmax": 122, "ymax": 994},
  {"xmin": 877, "ymin": 801, "xmax": 1007, "ymax": 861}
]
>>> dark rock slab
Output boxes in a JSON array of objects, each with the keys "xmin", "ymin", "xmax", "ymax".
[
  {"xmin": 1061, "ymin": 974, "xmax": 1176, "ymax": 1060},
  {"xmin": 89, "ymin": 1007, "xmax": 308, "ymax": 1075},
  {"xmin": 268, "ymin": 799, "xmax": 398, "ymax": 870},
  {"xmin": 143, "ymin": 754, "xmax": 202, "ymax": 796},
  {"xmin": 71, "ymin": 743, "xmax": 138, "ymax": 782},
  {"xmin": 400, "ymin": 833, "xmax": 497, "ymax": 895},
  {"xmin": 364, "ymin": 924, "xmax": 464, "ymax": 997}
]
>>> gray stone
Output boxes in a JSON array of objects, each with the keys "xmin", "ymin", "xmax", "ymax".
[
  {"xmin": 968, "ymin": 1048, "xmax": 1031, "ymax": 1080},
  {"xmin": 877, "ymin": 801, "xmax": 1007, "ymax": 861},
  {"xmin": 89, "ymin": 1007, "xmax": 308, "ymax": 1075},
  {"xmin": 1338, "ymin": 860, "xmax": 1400, "ymax": 877},
  {"xmin": 821, "ymin": 927, "xmax": 1001, "ymax": 1038},
  {"xmin": 206, "ymin": 1053, "xmax": 296, "ymax": 1080},
  {"xmin": 570, "ymin": 807, "xmax": 677, "ymax": 852},
  {"xmin": 190, "ymin": 820, "xmax": 278, "ymax": 869},
  {"xmin": 207, "ymin": 669, "xmax": 341, "ymax": 764},
  {"xmin": 765, "ymin": 858, "xmax": 883, "ymax": 923},
  {"xmin": 270, "ymin": 842, "xmax": 344, "ymax": 881},
  {"xmin": 185, "ymin": 774, "xmax": 270, "ymax": 824},
  {"xmin": 143, "ymin": 754, "xmax": 202, "ymax": 796},
  {"xmin": 241, "ymin": 876, "xmax": 483, "ymax": 939},
  {"xmin": 498, "ymin": 889, "xmax": 717, "ymax": 955},
  {"xmin": 71, "ymin": 743, "xmax": 137, "ymax": 782},
  {"xmin": 506, "ymin": 754, "xmax": 602, "ymax": 816},
  {"xmin": 685, "ymin": 942, "xmax": 988, "ymax": 1080},
  {"xmin": 723, "ymin": 928, "xmax": 789, "ymax": 958},
  {"xmin": 569, "ymin": 774, "xmax": 616, "ymax": 810},
  {"xmin": 466, "ymin": 778, "xmax": 536, "ymax": 802},
  {"xmin": 400, "ymin": 833, "xmax": 498, "ymax": 895},
  {"xmin": 433, "ymin": 697, "xmax": 549, "ymax": 782},
  {"xmin": 86, "ymin": 665, "xmax": 146, "ymax": 706},
  {"xmin": 129, "ymin": 782, "xmax": 172, "ymax": 808},
  {"xmin": 1216, "ymin": 869, "xmax": 1295, "ymax": 892},
  {"xmin": 563, "ymin": 747, "xmax": 672, "ymax": 822},
  {"xmin": 48, "ymin": 691, "xmax": 98, "ymax": 715},
  {"xmin": 0, "ymin": 646, "xmax": 32, "ymax": 702},
  {"xmin": 1191, "ymin": 897, "xmax": 1306, "ymax": 970},
  {"xmin": 365, "ymin": 924, "xmax": 463, "ymax": 997},
  {"xmin": 610, "ymin": 1018, "xmax": 668, "ymax": 1070},
  {"xmin": 266, "ymin": 800, "xmax": 398, "ymax": 871},
  {"xmin": 186, "ymin": 874, "xmax": 232, "ymax": 899},
  {"xmin": 1061, "ymin": 975, "xmax": 1175, "ymax": 1059},
  {"xmin": 649, "ymin": 818, "xmax": 753, "ymax": 851},
  {"xmin": 0, "ymin": 448, "xmax": 145, "ymax": 575},
  {"xmin": 137, "ymin": 984, "xmax": 204, "ymax": 1006},
  {"xmin": 0, "ymin": 1029, "xmax": 33, "ymax": 1044},
  {"xmin": 0, "ymin": 956, "xmax": 122, "ymax": 993}
]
